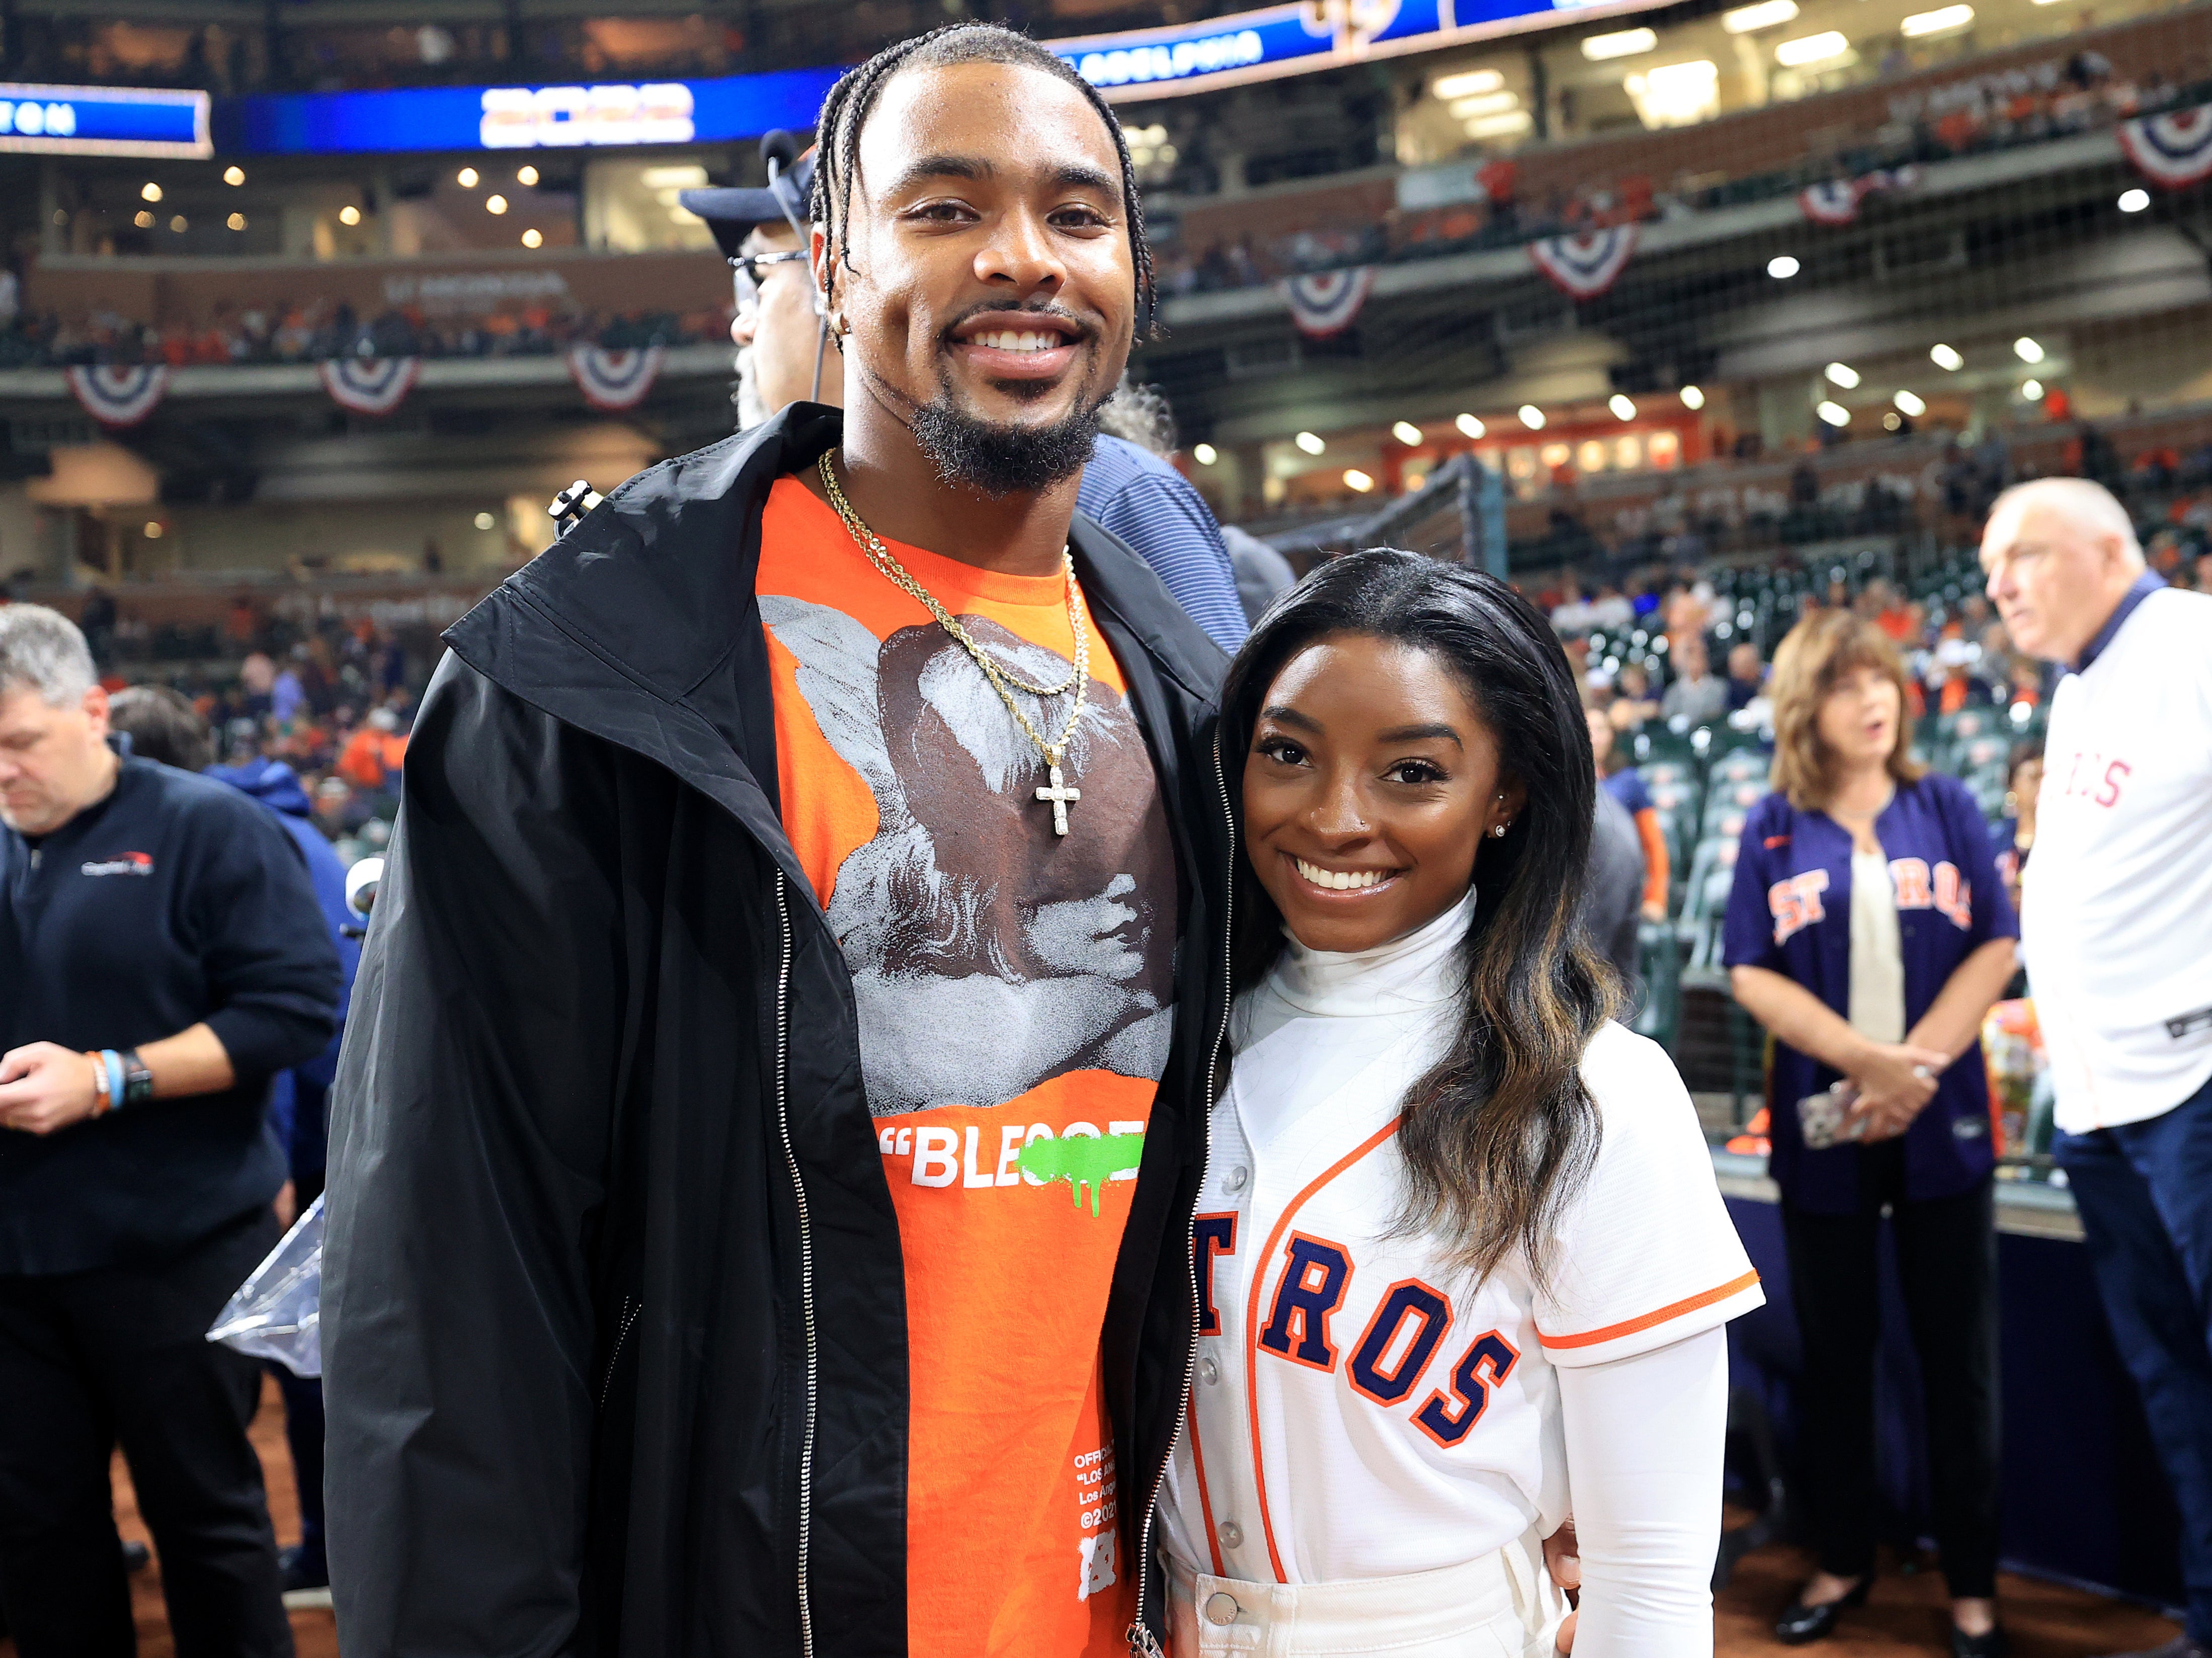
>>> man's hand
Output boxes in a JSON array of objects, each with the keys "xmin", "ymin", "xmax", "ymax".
[
  {"xmin": 1848, "ymin": 1042, "xmax": 1950, "ymax": 1141},
  {"xmin": 1543, "ymin": 1520, "xmax": 1581, "ymax": 1654},
  {"xmin": 0, "ymin": 1043, "xmax": 103, "ymax": 1135}
]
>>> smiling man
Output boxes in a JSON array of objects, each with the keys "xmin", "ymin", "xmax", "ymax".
[{"xmin": 323, "ymin": 24, "xmax": 1230, "ymax": 1658}]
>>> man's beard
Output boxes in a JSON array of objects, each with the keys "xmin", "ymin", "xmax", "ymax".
[
  {"xmin": 732, "ymin": 345, "xmax": 771, "ymax": 432},
  {"xmin": 908, "ymin": 383, "xmax": 1107, "ymax": 499}
]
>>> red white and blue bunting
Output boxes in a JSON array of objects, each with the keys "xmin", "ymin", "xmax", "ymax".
[
  {"xmin": 1280, "ymin": 267, "xmax": 1376, "ymax": 339},
  {"xmin": 319, "ymin": 356, "xmax": 420, "ymax": 416},
  {"xmin": 1527, "ymin": 226, "xmax": 1637, "ymax": 300},
  {"xmin": 65, "ymin": 364, "xmax": 169, "ymax": 428},
  {"xmin": 567, "ymin": 345, "xmax": 665, "ymax": 411},
  {"xmin": 1797, "ymin": 165, "xmax": 1922, "ymax": 225},
  {"xmin": 2118, "ymin": 103, "xmax": 2212, "ymax": 191}
]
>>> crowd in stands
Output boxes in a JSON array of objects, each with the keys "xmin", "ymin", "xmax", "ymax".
[
  {"xmin": 0, "ymin": 296, "xmax": 730, "ymax": 370},
  {"xmin": 1156, "ymin": 48, "xmax": 2200, "ymax": 295}
]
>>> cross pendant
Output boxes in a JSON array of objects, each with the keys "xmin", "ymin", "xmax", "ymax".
[{"xmin": 1034, "ymin": 762, "xmax": 1081, "ymax": 837}]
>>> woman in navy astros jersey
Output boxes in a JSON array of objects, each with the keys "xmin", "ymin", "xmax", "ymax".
[{"xmin": 1723, "ymin": 610, "xmax": 2020, "ymax": 1656}]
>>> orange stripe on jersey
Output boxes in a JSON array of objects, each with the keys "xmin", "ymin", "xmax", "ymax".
[
  {"xmin": 1185, "ymin": 1395, "xmax": 1225, "ymax": 1578},
  {"xmin": 1244, "ymin": 1118, "xmax": 1402, "ymax": 1585},
  {"xmin": 1537, "ymin": 1269, "xmax": 1762, "ymax": 1351}
]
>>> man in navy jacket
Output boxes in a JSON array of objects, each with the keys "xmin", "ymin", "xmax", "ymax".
[{"xmin": 0, "ymin": 606, "xmax": 340, "ymax": 1657}]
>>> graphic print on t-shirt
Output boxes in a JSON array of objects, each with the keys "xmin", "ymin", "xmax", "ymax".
[{"xmin": 756, "ymin": 475, "xmax": 1175, "ymax": 1658}]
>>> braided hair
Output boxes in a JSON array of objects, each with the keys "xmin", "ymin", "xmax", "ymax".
[{"xmin": 808, "ymin": 23, "xmax": 1158, "ymax": 338}]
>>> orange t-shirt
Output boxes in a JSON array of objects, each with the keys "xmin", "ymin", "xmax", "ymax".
[{"xmin": 756, "ymin": 476, "xmax": 1177, "ymax": 1657}]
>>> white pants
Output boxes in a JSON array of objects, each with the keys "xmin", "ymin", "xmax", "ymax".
[{"xmin": 1167, "ymin": 1531, "xmax": 1566, "ymax": 1657}]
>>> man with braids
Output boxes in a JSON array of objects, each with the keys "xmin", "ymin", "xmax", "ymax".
[{"xmin": 322, "ymin": 23, "xmax": 1231, "ymax": 1658}]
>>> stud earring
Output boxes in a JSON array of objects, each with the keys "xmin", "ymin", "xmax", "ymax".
[{"xmin": 1490, "ymin": 822, "xmax": 1508, "ymax": 839}]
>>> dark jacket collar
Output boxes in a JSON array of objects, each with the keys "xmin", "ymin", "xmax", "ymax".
[{"xmin": 2071, "ymin": 569, "xmax": 2165, "ymax": 676}]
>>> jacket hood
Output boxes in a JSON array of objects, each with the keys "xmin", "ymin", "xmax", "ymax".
[{"xmin": 207, "ymin": 757, "xmax": 312, "ymax": 819}]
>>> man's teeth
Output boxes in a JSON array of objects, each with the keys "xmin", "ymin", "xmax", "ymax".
[
  {"xmin": 972, "ymin": 330, "xmax": 1058, "ymax": 352},
  {"xmin": 1295, "ymin": 858, "xmax": 1388, "ymax": 891}
]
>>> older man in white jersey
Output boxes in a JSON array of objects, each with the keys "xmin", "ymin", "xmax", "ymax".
[{"xmin": 1983, "ymin": 477, "xmax": 2212, "ymax": 1658}]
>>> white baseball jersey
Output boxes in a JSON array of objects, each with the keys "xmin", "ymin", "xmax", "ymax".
[
  {"xmin": 2022, "ymin": 584, "xmax": 2212, "ymax": 1133},
  {"xmin": 1158, "ymin": 892, "xmax": 1763, "ymax": 1587}
]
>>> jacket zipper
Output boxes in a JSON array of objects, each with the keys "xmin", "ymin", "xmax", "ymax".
[
  {"xmin": 599, "ymin": 1297, "xmax": 641, "ymax": 1407},
  {"xmin": 770, "ymin": 875, "xmax": 819, "ymax": 1658},
  {"xmin": 1126, "ymin": 726, "xmax": 1237, "ymax": 1658}
]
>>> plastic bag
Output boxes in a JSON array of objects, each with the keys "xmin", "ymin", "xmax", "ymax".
[{"xmin": 207, "ymin": 1194, "xmax": 325, "ymax": 1378}]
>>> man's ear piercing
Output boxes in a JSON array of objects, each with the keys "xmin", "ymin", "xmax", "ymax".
[{"xmin": 1491, "ymin": 822, "xmax": 1508, "ymax": 839}]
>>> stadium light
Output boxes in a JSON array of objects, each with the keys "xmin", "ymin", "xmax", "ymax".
[
  {"xmin": 1900, "ymin": 5, "xmax": 1973, "ymax": 35},
  {"xmin": 1344, "ymin": 469, "xmax": 1376, "ymax": 493},
  {"xmin": 226, "ymin": 211, "xmax": 246, "ymax": 230},
  {"xmin": 1824, "ymin": 362, "xmax": 1860, "ymax": 388},
  {"xmin": 1624, "ymin": 61, "xmax": 1719, "ymax": 126},
  {"xmin": 223, "ymin": 165, "xmax": 244, "ymax": 186},
  {"xmin": 143, "ymin": 520, "xmax": 162, "ymax": 539},
  {"xmin": 1680, "ymin": 385, "xmax": 1707, "ymax": 409},
  {"xmin": 2021, "ymin": 379, "xmax": 2044, "ymax": 400},
  {"xmin": 521, "ymin": 227, "xmax": 543, "ymax": 248},
  {"xmin": 486, "ymin": 194, "xmax": 509, "ymax": 215},
  {"xmin": 1192, "ymin": 443, "xmax": 1219, "ymax": 465},
  {"xmin": 1519, "ymin": 405, "xmax": 1546, "ymax": 430},
  {"xmin": 1392, "ymin": 421, "xmax": 1425, "ymax": 445},
  {"xmin": 1774, "ymin": 31, "xmax": 1849, "ymax": 65},
  {"xmin": 517, "ymin": 164, "xmax": 540, "ymax": 187},
  {"xmin": 1456, "ymin": 412, "xmax": 1486, "ymax": 439},
  {"xmin": 457, "ymin": 167, "xmax": 480, "ymax": 188},
  {"xmin": 1768, "ymin": 254, "xmax": 1801, "ymax": 278},
  {"xmin": 1466, "ymin": 110, "xmax": 1533, "ymax": 137},
  {"xmin": 133, "ymin": 209, "xmax": 153, "ymax": 228},
  {"xmin": 140, "ymin": 182, "xmax": 161, "ymax": 202},
  {"xmin": 2118, "ymin": 188, "xmax": 2150, "ymax": 212},
  {"xmin": 1931, "ymin": 343, "xmax": 1964, "ymax": 370},
  {"xmin": 1609, "ymin": 394, "xmax": 1636, "ymax": 420},
  {"xmin": 1433, "ymin": 68, "xmax": 1506, "ymax": 99},
  {"xmin": 2014, "ymin": 336, "xmax": 2045, "ymax": 363},
  {"xmin": 1449, "ymin": 91, "xmax": 1519, "ymax": 118},
  {"xmin": 1295, "ymin": 431, "xmax": 1325, "ymax": 455},
  {"xmin": 1582, "ymin": 27, "xmax": 1657, "ymax": 59},
  {"xmin": 1817, "ymin": 400, "xmax": 1851, "ymax": 427},
  {"xmin": 1894, "ymin": 388, "xmax": 1928, "ymax": 417},
  {"xmin": 1723, "ymin": 0, "xmax": 1798, "ymax": 30},
  {"xmin": 474, "ymin": 512, "xmax": 497, "ymax": 530},
  {"xmin": 339, "ymin": 204, "xmax": 361, "ymax": 226},
  {"xmin": 169, "ymin": 214, "xmax": 187, "ymax": 232}
]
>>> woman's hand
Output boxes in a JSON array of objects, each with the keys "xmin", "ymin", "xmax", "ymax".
[{"xmin": 1847, "ymin": 1042, "xmax": 1950, "ymax": 1140}]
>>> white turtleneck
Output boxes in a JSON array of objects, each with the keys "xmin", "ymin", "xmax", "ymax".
[{"xmin": 1158, "ymin": 886, "xmax": 1755, "ymax": 1656}]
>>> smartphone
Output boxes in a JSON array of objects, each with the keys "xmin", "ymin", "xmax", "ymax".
[{"xmin": 1798, "ymin": 1081, "xmax": 1867, "ymax": 1150}]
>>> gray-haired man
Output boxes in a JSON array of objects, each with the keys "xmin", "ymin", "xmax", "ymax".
[{"xmin": 0, "ymin": 605, "xmax": 339, "ymax": 1657}]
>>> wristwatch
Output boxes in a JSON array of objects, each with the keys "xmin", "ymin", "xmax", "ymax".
[{"xmin": 119, "ymin": 1049, "xmax": 155, "ymax": 1109}]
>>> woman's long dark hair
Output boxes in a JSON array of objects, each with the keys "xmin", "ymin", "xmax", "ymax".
[{"xmin": 1220, "ymin": 549, "xmax": 1616, "ymax": 1287}]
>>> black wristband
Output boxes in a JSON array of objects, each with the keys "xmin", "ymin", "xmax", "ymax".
[{"xmin": 119, "ymin": 1049, "xmax": 155, "ymax": 1108}]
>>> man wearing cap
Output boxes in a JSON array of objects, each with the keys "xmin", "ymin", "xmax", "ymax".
[{"xmin": 684, "ymin": 133, "xmax": 1250, "ymax": 651}]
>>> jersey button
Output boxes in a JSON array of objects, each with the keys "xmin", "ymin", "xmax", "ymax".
[
  {"xmin": 1218, "ymin": 1520, "xmax": 1243, "ymax": 1549},
  {"xmin": 1203, "ymin": 1592, "xmax": 1240, "ymax": 1626},
  {"xmin": 1224, "ymin": 1166, "xmax": 1249, "ymax": 1193},
  {"xmin": 1199, "ymin": 1355, "xmax": 1219, "ymax": 1386}
]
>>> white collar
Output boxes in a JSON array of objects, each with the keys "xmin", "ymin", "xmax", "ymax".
[{"xmin": 1266, "ymin": 885, "xmax": 1476, "ymax": 1019}]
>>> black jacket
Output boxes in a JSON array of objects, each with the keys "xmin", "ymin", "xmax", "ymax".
[{"xmin": 323, "ymin": 405, "xmax": 1234, "ymax": 1658}]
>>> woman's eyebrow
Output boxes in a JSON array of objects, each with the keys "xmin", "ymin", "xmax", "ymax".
[
  {"xmin": 1259, "ymin": 704, "xmax": 1321, "ymax": 732},
  {"xmin": 1377, "ymin": 722, "xmax": 1463, "ymax": 747}
]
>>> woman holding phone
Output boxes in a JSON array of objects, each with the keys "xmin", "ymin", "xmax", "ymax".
[
  {"xmin": 1722, "ymin": 610, "xmax": 2018, "ymax": 1655},
  {"xmin": 1158, "ymin": 551, "xmax": 1762, "ymax": 1657}
]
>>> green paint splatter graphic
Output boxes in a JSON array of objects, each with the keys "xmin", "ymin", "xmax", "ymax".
[{"xmin": 1018, "ymin": 1133, "xmax": 1145, "ymax": 1217}]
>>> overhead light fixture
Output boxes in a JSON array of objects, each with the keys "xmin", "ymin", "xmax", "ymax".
[
  {"xmin": 1519, "ymin": 404, "xmax": 1546, "ymax": 430},
  {"xmin": 457, "ymin": 167, "xmax": 479, "ymax": 188},
  {"xmin": 1680, "ymin": 385, "xmax": 1707, "ymax": 409},
  {"xmin": 1344, "ymin": 469, "xmax": 1376, "ymax": 493},
  {"xmin": 339, "ymin": 204, "xmax": 361, "ymax": 226},
  {"xmin": 1433, "ymin": 68, "xmax": 1505, "ymax": 99},
  {"xmin": 133, "ymin": 209, "xmax": 153, "ymax": 228},
  {"xmin": 1192, "ymin": 443, "xmax": 1218, "ymax": 465},
  {"xmin": 486, "ymin": 194, "xmax": 509, "ymax": 214},
  {"xmin": 1774, "ymin": 30, "xmax": 1850, "ymax": 65},
  {"xmin": 474, "ymin": 512, "xmax": 497, "ymax": 531},
  {"xmin": 1450, "ymin": 91, "xmax": 1520, "ymax": 118},
  {"xmin": 1583, "ymin": 27, "xmax": 1657, "ymax": 58},
  {"xmin": 1824, "ymin": 361, "xmax": 1860, "ymax": 388},
  {"xmin": 1609, "ymin": 394, "xmax": 1636, "ymax": 420},
  {"xmin": 1724, "ymin": 0, "xmax": 1799, "ymax": 30},
  {"xmin": 1456, "ymin": 412, "xmax": 1486, "ymax": 439},
  {"xmin": 1624, "ymin": 60, "xmax": 1720, "ymax": 126},
  {"xmin": 1392, "ymin": 421, "xmax": 1424, "ymax": 445},
  {"xmin": 140, "ymin": 182, "xmax": 161, "ymax": 202},
  {"xmin": 640, "ymin": 164, "xmax": 709, "ymax": 189},
  {"xmin": 521, "ymin": 227, "xmax": 543, "ymax": 247},
  {"xmin": 1931, "ymin": 343, "xmax": 1964, "ymax": 370},
  {"xmin": 1768, "ymin": 253, "xmax": 1801, "ymax": 278},
  {"xmin": 169, "ymin": 214, "xmax": 187, "ymax": 232},
  {"xmin": 2118, "ymin": 187, "xmax": 2150, "ymax": 212},
  {"xmin": 1295, "ymin": 431, "xmax": 1325, "ymax": 455},
  {"xmin": 1817, "ymin": 400, "xmax": 1851, "ymax": 427},
  {"xmin": 226, "ymin": 211, "xmax": 247, "ymax": 231},
  {"xmin": 1901, "ymin": 4, "xmax": 1973, "ymax": 35},
  {"xmin": 2021, "ymin": 379, "xmax": 2045, "ymax": 400},
  {"xmin": 2014, "ymin": 336, "xmax": 2045, "ymax": 363},
  {"xmin": 1465, "ymin": 109, "xmax": 1534, "ymax": 138},
  {"xmin": 517, "ymin": 164, "xmax": 540, "ymax": 187},
  {"xmin": 223, "ymin": 165, "xmax": 244, "ymax": 186},
  {"xmin": 1894, "ymin": 388, "xmax": 1927, "ymax": 417},
  {"xmin": 143, "ymin": 520, "xmax": 162, "ymax": 539}
]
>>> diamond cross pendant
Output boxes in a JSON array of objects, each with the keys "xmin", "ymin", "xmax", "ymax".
[{"xmin": 1034, "ymin": 762, "xmax": 1081, "ymax": 837}]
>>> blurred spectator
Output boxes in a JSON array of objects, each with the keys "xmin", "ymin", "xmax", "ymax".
[
  {"xmin": 1589, "ymin": 707, "xmax": 1670, "ymax": 922},
  {"xmin": 1661, "ymin": 632, "xmax": 1729, "ymax": 726},
  {"xmin": 1993, "ymin": 738, "xmax": 2042, "ymax": 911},
  {"xmin": 0, "ymin": 605, "xmax": 340, "ymax": 1658},
  {"xmin": 105, "ymin": 685, "xmax": 213, "ymax": 772},
  {"xmin": 1222, "ymin": 523, "xmax": 1297, "ymax": 627},
  {"xmin": 1727, "ymin": 641, "xmax": 1767, "ymax": 712},
  {"xmin": 336, "ymin": 706, "xmax": 408, "ymax": 793},
  {"xmin": 1610, "ymin": 659, "xmax": 1662, "ymax": 731}
]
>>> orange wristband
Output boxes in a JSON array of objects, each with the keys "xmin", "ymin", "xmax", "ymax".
[{"xmin": 83, "ymin": 1051, "xmax": 111, "ymax": 1118}]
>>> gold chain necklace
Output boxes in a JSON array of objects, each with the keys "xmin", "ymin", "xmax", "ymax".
[{"xmin": 817, "ymin": 450, "xmax": 1090, "ymax": 835}]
